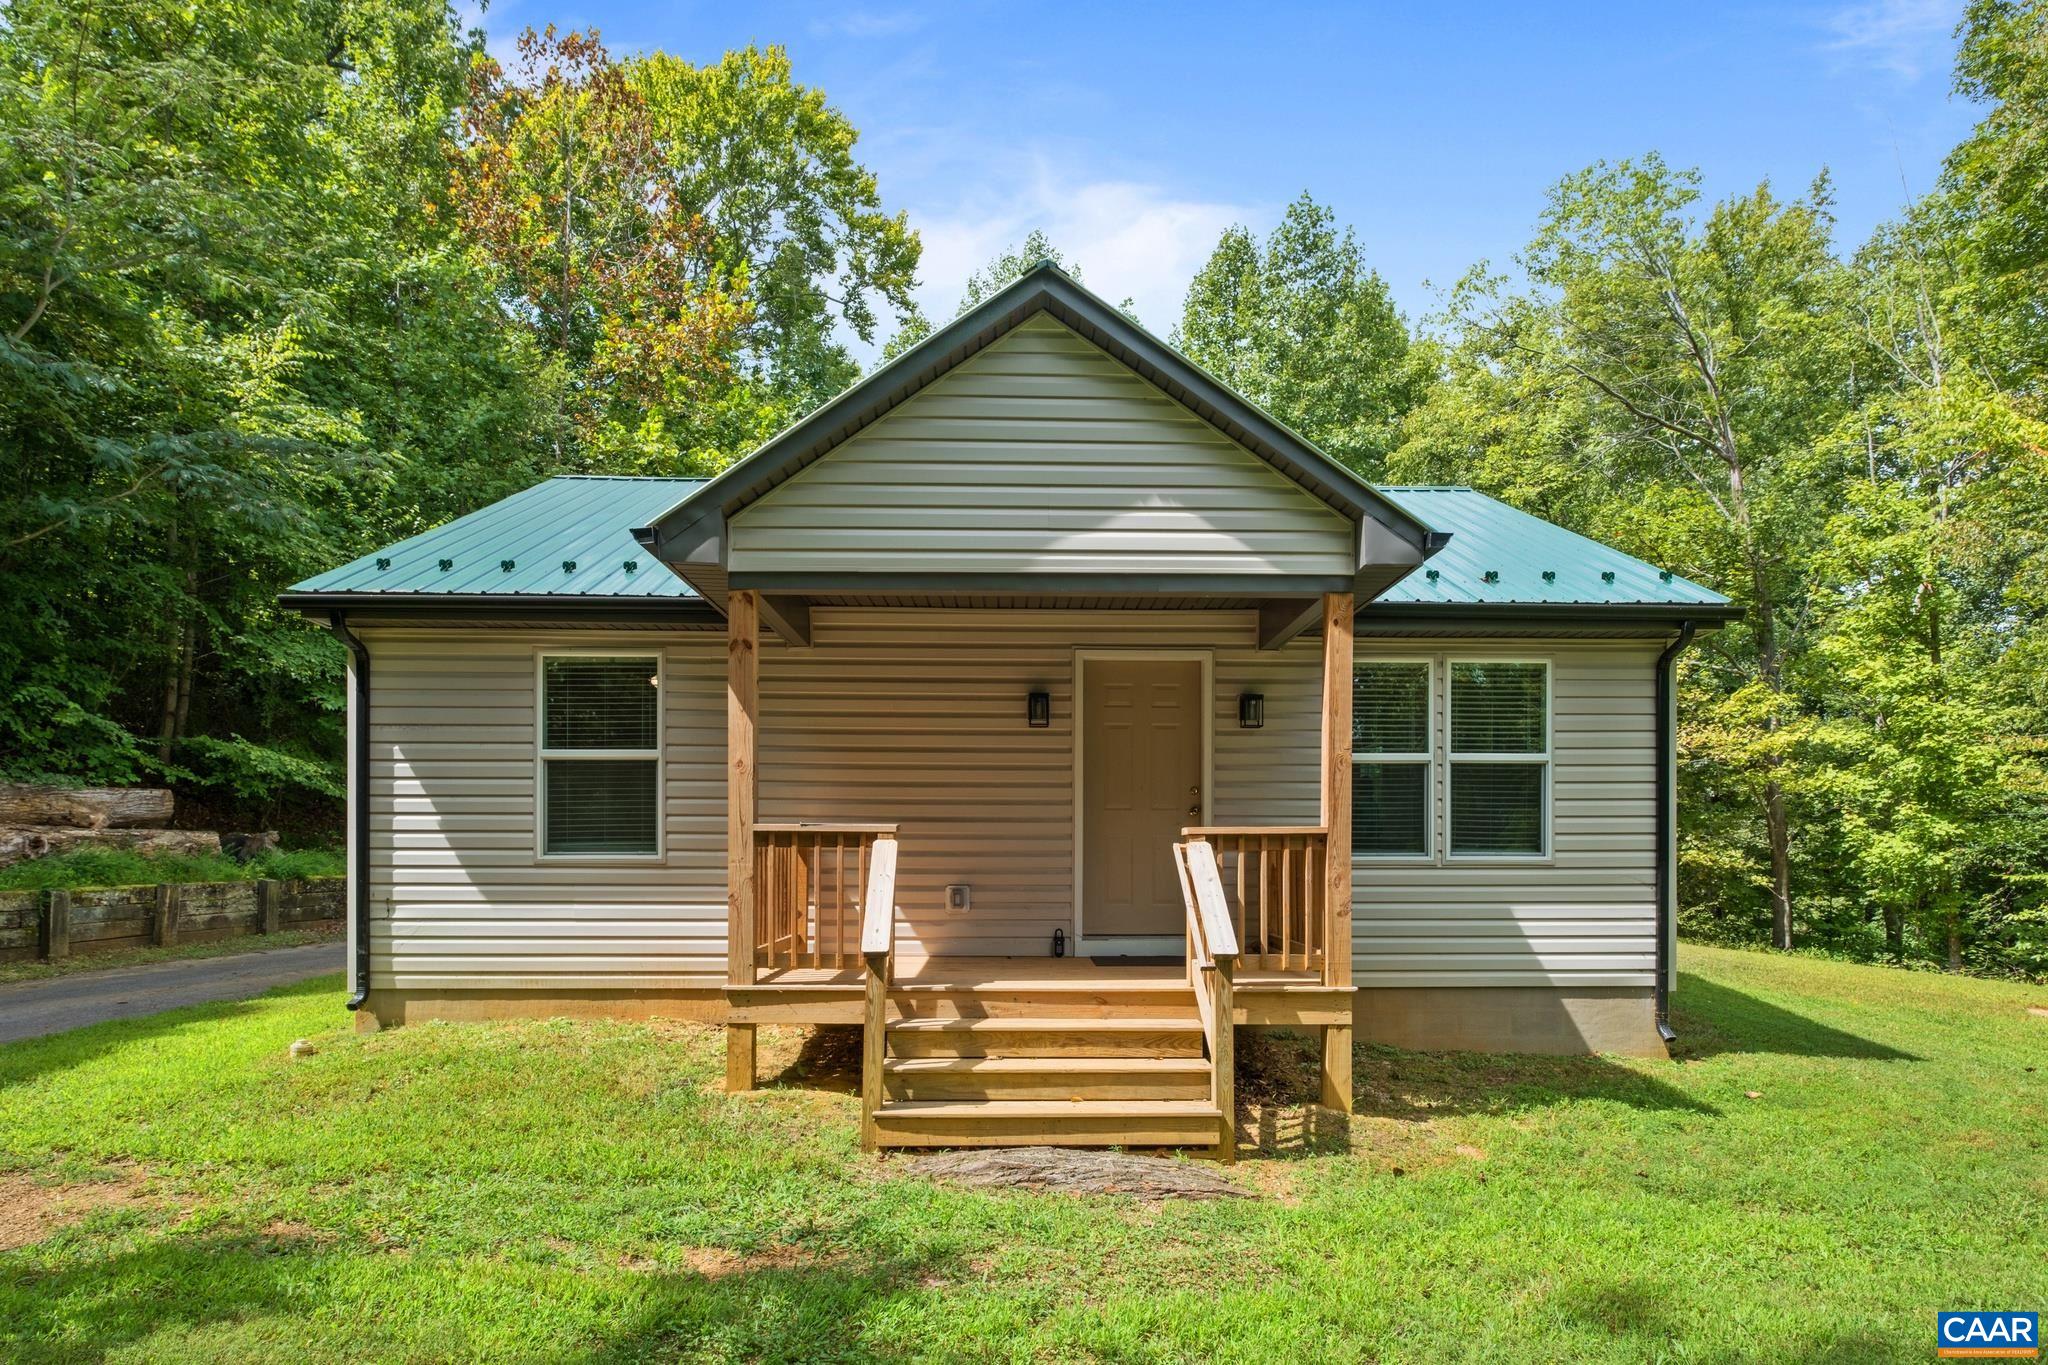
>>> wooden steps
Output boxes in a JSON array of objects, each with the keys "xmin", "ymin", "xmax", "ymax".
[
  {"xmin": 870, "ymin": 1099, "xmax": 1224, "ymax": 1148},
  {"xmin": 884, "ymin": 1015, "xmax": 1206, "ymax": 1058},
  {"xmin": 883, "ymin": 1055, "xmax": 1212, "ymax": 1102},
  {"xmin": 868, "ymin": 979, "xmax": 1228, "ymax": 1150}
]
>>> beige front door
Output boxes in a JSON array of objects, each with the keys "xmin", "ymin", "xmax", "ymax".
[{"xmin": 1081, "ymin": 657, "xmax": 1205, "ymax": 942}]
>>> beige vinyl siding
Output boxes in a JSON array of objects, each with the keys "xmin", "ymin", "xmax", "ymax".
[
  {"xmin": 362, "ymin": 627, "xmax": 726, "ymax": 990},
  {"xmin": 727, "ymin": 316, "xmax": 1355, "ymax": 579},
  {"xmin": 361, "ymin": 616, "xmax": 1658, "ymax": 993},
  {"xmin": 1351, "ymin": 639, "xmax": 1660, "ymax": 988},
  {"xmin": 758, "ymin": 609, "xmax": 1321, "ymax": 956}
]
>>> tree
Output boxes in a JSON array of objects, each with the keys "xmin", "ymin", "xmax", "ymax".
[
  {"xmin": 632, "ymin": 44, "xmax": 920, "ymax": 452},
  {"xmin": 452, "ymin": 27, "xmax": 751, "ymax": 468},
  {"xmin": 454, "ymin": 34, "xmax": 925, "ymax": 470},
  {"xmin": 1177, "ymin": 194, "xmax": 1424, "ymax": 476},
  {"xmin": 1942, "ymin": 0, "xmax": 2048, "ymax": 381},
  {"xmin": 0, "ymin": 0, "xmax": 553, "ymax": 827},
  {"xmin": 1801, "ymin": 71, "xmax": 2048, "ymax": 972},
  {"xmin": 1434, "ymin": 158, "xmax": 1852, "ymax": 948},
  {"xmin": 878, "ymin": 230, "xmax": 1119, "ymax": 362}
]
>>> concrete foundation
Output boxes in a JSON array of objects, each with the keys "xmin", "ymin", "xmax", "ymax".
[{"xmin": 1353, "ymin": 985, "xmax": 1665, "ymax": 1057}]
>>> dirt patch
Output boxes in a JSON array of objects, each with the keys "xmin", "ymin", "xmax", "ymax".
[
  {"xmin": 260, "ymin": 1219, "xmax": 337, "ymax": 1244},
  {"xmin": 910, "ymin": 1147, "xmax": 1252, "ymax": 1200},
  {"xmin": 0, "ymin": 1166, "xmax": 153, "ymax": 1251},
  {"xmin": 680, "ymin": 1243, "xmax": 833, "ymax": 1278},
  {"xmin": 759, "ymin": 1025, "xmax": 861, "ymax": 1093}
]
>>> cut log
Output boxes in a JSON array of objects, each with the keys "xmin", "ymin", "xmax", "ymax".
[
  {"xmin": 0, "ymin": 826, "xmax": 221, "ymax": 868},
  {"xmin": 0, "ymin": 785, "xmax": 174, "ymax": 829},
  {"xmin": 909, "ymin": 1147, "xmax": 1252, "ymax": 1200}
]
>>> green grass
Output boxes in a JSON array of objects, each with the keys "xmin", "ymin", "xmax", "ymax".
[
  {"xmin": 0, "ymin": 846, "xmax": 345, "ymax": 893},
  {"xmin": 0, "ymin": 926, "xmax": 342, "ymax": 985},
  {"xmin": 0, "ymin": 944, "xmax": 2042, "ymax": 1362}
]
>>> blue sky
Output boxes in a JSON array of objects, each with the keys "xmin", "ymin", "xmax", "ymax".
[{"xmin": 461, "ymin": 0, "xmax": 1978, "ymax": 344}]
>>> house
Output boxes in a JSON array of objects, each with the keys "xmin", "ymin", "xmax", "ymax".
[{"xmin": 282, "ymin": 261, "xmax": 1736, "ymax": 1155}]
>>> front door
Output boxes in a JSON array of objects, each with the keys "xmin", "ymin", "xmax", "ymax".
[{"xmin": 1081, "ymin": 656, "xmax": 1204, "ymax": 948}]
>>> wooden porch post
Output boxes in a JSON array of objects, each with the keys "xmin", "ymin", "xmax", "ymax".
[
  {"xmin": 726, "ymin": 589, "xmax": 760, "ymax": 1091},
  {"xmin": 1318, "ymin": 592, "xmax": 1355, "ymax": 1112}
]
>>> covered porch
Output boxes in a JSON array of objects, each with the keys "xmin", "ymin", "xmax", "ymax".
[{"xmin": 719, "ymin": 590, "xmax": 1359, "ymax": 1157}]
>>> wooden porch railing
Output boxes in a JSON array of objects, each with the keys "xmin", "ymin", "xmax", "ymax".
[
  {"xmin": 1173, "ymin": 838, "xmax": 1240, "ymax": 1160},
  {"xmin": 1179, "ymin": 826, "xmax": 1332, "ymax": 977},
  {"xmin": 752, "ymin": 824, "xmax": 898, "ymax": 972},
  {"xmin": 858, "ymin": 834, "xmax": 900, "ymax": 1152}
]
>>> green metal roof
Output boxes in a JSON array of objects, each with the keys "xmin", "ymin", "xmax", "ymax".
[
  {"xmin": 286, "ymin": 476, "xmax": 700, "ymax": 600},
  {"xmin": 284, "ymin": 475, "xmax": 1733, "ymax": 619},
  {"xmin": 1371, "ymin": 487, "xmax": 1731, "ymax": 610}
]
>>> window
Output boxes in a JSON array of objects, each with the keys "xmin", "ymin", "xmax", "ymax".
[
  {"xmin": 1352, "ymin": 661, "xmax": 1432, "ymax": 856},
  {"xmin": 538, "ymin": 655, "xmax": 661, "ymax": 857},
  {"xmin": 1448, "ymin": 661, "xmax": 1549, "ymax": 857}
]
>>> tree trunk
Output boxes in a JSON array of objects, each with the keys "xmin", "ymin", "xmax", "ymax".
[
  {"xmin": 0, "ymin": 825, "xmax": 220, "ymax": 868},
  {"xmin": 1883, "ymin": 902, "xmax": 1905, "ymax": 960},
  {"xmin": 172, "ymin": 610, "xmax": 196, "ymax": 742},
  {"xmin": 1946, "ymin": 915, "xmax": 1962, "ymax": 973},
  {"xmin": 1745, "ymin": 539, "xmax": 1796, "ymax": 952},
  {"xmin": 0, "ymin": 785, "xmax": 174, "ymax": 828},
  {"xmin": 155, "ymin": 630, "xmax": 184, "ymax": 763},
  {"xmin": 1765, "ymin": 781, "xmax": 1793, "ymax": 949}
]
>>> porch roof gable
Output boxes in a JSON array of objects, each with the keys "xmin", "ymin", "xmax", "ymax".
[{"xmin": 634, "ymin": 261, "xmax": 1438, "ymax": 582}]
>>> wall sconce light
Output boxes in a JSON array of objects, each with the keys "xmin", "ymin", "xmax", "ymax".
[
  {"xmin": 1238, "ymin": 692, "xmax": 1265, "ymax": 729},
  {"xmin": 1027, "ymin": 691, "xmax": 1051, "ymax": 728}
]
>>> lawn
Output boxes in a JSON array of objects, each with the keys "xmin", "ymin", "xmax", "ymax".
[{"xmin": 0, "ymin": 945, "xmax": 2041, "ymax": 1363}]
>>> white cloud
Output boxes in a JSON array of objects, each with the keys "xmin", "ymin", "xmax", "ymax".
[
  {"xmin": 808, "ymin": 10, "xmax": 928, "ymax": 40},
  {"xmin": 907, "ymin": 157, "xmax": 1264, "ymax": 338},
  {"xmin": 1821, "ymin": 0, "xmax": 1961, "ymax": 81}
]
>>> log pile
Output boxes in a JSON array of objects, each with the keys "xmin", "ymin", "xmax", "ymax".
[{"xmin": 0, "ymin": 784, "xmax": 219, "ymax": 868}]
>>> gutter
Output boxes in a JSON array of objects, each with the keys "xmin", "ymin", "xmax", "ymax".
[
  {"xmin": 280, "ymin": 591, "xmax": 716, "ymax": 623},
  {"xmin": 326, "ymin": 612, "xmax": 373, "ymax": 1011},
  {"xmin": 1653, "ymin": 620, "xmax": 1698, "ymax": 1042}
]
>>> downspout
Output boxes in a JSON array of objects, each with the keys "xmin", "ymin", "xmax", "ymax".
[
  {"xmin": 1654, "ymin": 621, "xmax": 1697, "ymax": 1042},
  {"xmin": 327, "ymin": 612, "xmax": 373, "ymax": 1011}
]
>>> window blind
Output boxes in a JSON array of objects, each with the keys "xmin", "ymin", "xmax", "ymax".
[
  {"xmin": 1450, "ymin": 662, "xmax": 1546, "ymax": 753},
  {"xmin": 1353, "ymin": 661, "xmax": 1431, "ymax": 856},
  {"xmin": 1450, "ymin": 763, "xmax": 1544, "ymax": 855},
  {"xmin": 1449, "ymin": 660, "xmax": 1548, "ymax": 856},
  {"xmin": 1354, "ymin": 662, "xmax": 1429, "ymax": 752},
  {"xmin": 1354, "ymin": 762, "xmax": 1429, "ymax": 856},
  {"xmin": 543, "ymin": 657, "xmax": 659, "ymax": 751},
  {"xmin": 544, "ymin": 759, "xmax": 659, "ymax": 855}
]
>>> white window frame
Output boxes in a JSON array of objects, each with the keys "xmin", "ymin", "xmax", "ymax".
[
  {"xmin": 1351, "ymin": 657, "xmax": 1435, "ymax": 862},
  {"xmin": 1444, "ymin": 655, "xmax": 1552, "ymax": 863},
  {"xmin": 534, "ymin": 649, "xmax": 665, "ymax": 863}
]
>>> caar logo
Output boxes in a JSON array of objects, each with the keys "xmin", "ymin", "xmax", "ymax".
[{"xmin": 1939, "ymin": 1312, "xmax": 2039, "ymax": 1358}]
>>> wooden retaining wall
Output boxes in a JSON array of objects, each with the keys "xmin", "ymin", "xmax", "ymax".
[{"xmin": 0, "ymin": 876, "xmax": 343, "ymax": 963}]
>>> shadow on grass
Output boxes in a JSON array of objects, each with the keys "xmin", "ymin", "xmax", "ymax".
[
  {"xmin": 1233, "ymin": 1027, "xmax": 1719, "ymax": 1151},
  {"xmin": 0, "ymin": 1222, "xmax": 957, "ymax": 1364},
  {"xmin": 0, "ymin": 976, "xmax": 343, "ymax": 1090},
  {"xmin": 0, "ymin": 1227, "xmax": 342, "ymax": 1364},
  {"xmin": 583, "ymin": 1249, "xmax": 957, "ymax": 1363},
  {"xmin": 1548, "ymin": 1275, "xmax": 1905, "ymax": 1363},
  {"xmin": 1671, "ymin": 974, "xmax": 1920, "ymax": 1061},
  {"xmin": 761, "ymin": 1025, "xmax": 862, "ymax": 1094},
  {"xmin": 1353, "ymin": 1046, "xmax": 1721, "ymax": 1122}
]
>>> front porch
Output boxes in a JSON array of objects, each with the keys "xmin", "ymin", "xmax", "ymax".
[{"xmin": 720, "ymin": 592, "xmax": 1359, "ymax": 1159}]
